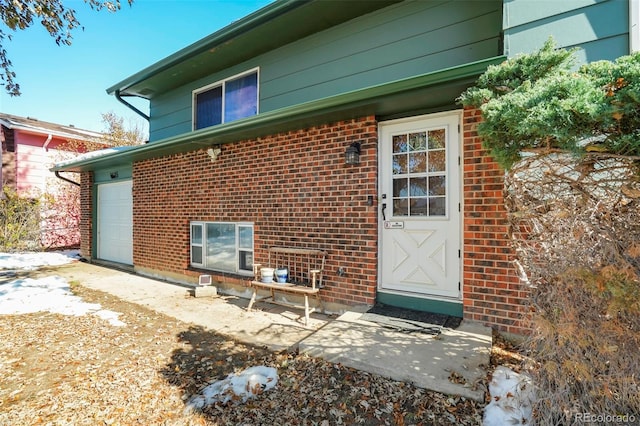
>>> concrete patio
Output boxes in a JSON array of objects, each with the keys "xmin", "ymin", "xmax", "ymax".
[{"xmin": 48, "ymin": 261, "xmax": 491, "ymax": 402}]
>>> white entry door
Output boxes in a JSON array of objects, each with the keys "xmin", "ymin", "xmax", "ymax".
[
  {"xmin": 97, "ymin": 180, "xmax": 133, "ymax": 265},
  {"xmin": 378, "ymin": 113, "xmax": 461, "ymax": 300}
]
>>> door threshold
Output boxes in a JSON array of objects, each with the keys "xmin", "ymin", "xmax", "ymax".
[{"xmin": 376, "ymin": 291, "xmax": 462, "ymax": 317}]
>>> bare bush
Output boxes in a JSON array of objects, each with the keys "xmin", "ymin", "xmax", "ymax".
[
  {"xmin": 0, "ymin": 187, "xmax": 42, "ymax": 251},
  {"xmin": 505, "ymin": 152, "xmax": 640, "ymax": 424}
]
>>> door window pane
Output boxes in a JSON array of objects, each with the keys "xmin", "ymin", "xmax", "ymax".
[
  {"xmin": 389, "ymin": 127, "xmax": 448, "ymax": 217},
  {"xmin": 408, "ymin": 132, "xmax": 426, "ymax": 151},
  {"xmin": 428, "ymin": 129, "xmax": 446, "ymax": 149},
  {"xmin": 428, "ymin": 151, "xmax": 446, "ymax": 172},
  {"xmin": 409, "ymin": 177, "xmax": 428, "ymax": 196},
  {"xmin": 409, "ymin": 152, "xmax": 426, "ymax": 173},
  {"xmin": 429, "ymin": 197, "xmax": 446, "ymax": 216},
  {"xmin": 429, "ymin": 176, "xmax": 446, "ymax": 196},
  {"xmin": 393, "ymin": 134, "xmax": 408, "ymax": 153},
  {"xmin": 392, "ymin": 154, "xmax": 407, "ymax": 174},
  {"xmin": 393, "ymin": 199, "xmax": 408, "ymax": 216},
  {"xmin": 393, "ymin": 178, "xmax": 408, "ymax": 198},
  {"xmin": 410, "ymin": 198, "xmax": 428, "ymax": 216}
]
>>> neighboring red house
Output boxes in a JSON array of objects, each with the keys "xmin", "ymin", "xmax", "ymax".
[{"xmin": 0, "ymin": 113, "xmax": 104, "ymax": 248}]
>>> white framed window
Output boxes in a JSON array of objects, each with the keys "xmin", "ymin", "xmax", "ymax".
[
  {"xmin": 632, "ymin": 0, "xmax": 639, "ymax": 53},
  {"xmin": 193, "ymin": 68, "xmax": 259, "ymax": 130},
  {"xmin": 190, "ymin": 221, "xmax": 254, "ymax": 275}
]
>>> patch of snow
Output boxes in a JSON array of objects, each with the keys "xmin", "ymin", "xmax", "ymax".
[
  {"xmin": 186, "ymin": 366, "xmax": 278, "ymax": 411},
  {"xmin": 0, "ymin": 273, "xmax": 125, "ymax": 327},
  {"xmin": 484, "ymin": 366, "xmax": 535, "ymax": 426},
  {"xmin": 0, "ymin": 250, "xmax": 80, "ymax": 270},
  {"xmin": 93, "ymin": 309, "xmax": 127, "ymax": 327}
]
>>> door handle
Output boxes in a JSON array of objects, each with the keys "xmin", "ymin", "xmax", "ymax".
[{"xmin": 381, "ymin": 203, "xmax": 387, "ymax": 221}]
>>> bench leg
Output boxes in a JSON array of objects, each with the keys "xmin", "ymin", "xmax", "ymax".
[
  {"xmin": 247, "ymin": 287, "xmax": 257, "ymax": 312},
  {"xmin": 304, "ymin": 295, "xmax": 310, "ymax": 326}
]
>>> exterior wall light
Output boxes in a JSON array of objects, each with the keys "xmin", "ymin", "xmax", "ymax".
[{"xmin": 345, "ymin": 142, "xmax": 361, "ymax": 165}]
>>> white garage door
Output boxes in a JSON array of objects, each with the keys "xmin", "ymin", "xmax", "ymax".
[{"xmin": 97, "ymin": 180, "xmax": 133, "ymax": 265}]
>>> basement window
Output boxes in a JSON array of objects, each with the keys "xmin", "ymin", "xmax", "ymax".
[
  {"xmin": 193, "ymin": 69, "xmax": 259, "ymax": 130},
  {"xmin": 190, "ymin": 222, "xmax": 254, "ymax": 275}
]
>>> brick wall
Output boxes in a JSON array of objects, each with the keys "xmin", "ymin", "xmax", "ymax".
[
  {"xmin": 79, "ymin": 171, "xmax": 94, "ymax": 259},
  {"xmin": 132, "ymin": 116, "xmax": 379, "ymax": 307},
  {"xmin": 76, "ymin": 110, "xmax": 531, "ymax": 333},
  {"xmin": 461, "ymin": 107, "xmax": 528, "ymax": 334}
]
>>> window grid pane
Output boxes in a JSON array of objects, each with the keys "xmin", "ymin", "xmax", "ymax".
[{"xmin": 391, "ymin": 128, "xmax": 447, "ymax": 217}]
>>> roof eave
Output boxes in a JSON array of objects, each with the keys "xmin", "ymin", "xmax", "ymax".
[{"xmin": 106, "ymin": 0, "xmax": 308, "ymax": 96}]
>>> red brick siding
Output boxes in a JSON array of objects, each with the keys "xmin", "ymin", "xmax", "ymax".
[
  {"xmin": 77, "ymin": 110, "xmax": 531, "ymax": 333},
  {"xmin": 132, "ymin": 117, "xmax": 379, "ymax": 306},
  {"xmin": 462, "ymin": 107, "xmax": 528, "ymax": 334},
  {"xmin": 79, "ymin": 171, "xmax": 94, "ymax": 259}
]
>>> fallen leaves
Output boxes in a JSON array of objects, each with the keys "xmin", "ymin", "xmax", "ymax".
[{"xmin": 1, "ymin": 284, "xmax": 485, "ymax": 425}]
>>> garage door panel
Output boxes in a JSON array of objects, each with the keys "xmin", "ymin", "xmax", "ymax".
[{"xmin": 97, "ymin": 181, "xmax": 133, "ymax": 265}]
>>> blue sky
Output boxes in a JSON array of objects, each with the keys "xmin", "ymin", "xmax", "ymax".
[{"xmin": 0, "ymin": 0, "xmax": 273, "ymax": 134}]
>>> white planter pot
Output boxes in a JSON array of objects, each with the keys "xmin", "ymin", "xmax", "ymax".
[{"xmin": 260, "ymin": 267, "xmax": 274, "ymax": 283}]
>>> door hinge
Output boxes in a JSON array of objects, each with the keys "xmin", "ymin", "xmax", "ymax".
[
  {"xmin": 457, "ymin": 123, "xmax": 460, "ymax": 133},
  {"xmin": 458, "ymin": 249, "xmax": 461, "ymax": 258},
  {"xmin": 458, "ymin": 203, "xmax": 461, "ymax": 212},
  {"xmin": 458, "ymin": 282, "xmax": 461, "ymax": 291}
]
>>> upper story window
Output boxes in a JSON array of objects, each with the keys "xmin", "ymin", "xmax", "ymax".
[{"xmin": 193, "ymin": 69, "xmax": 259, "ymax": 130}]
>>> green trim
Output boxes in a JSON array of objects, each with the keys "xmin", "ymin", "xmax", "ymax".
[
  {"xmin": 376, "ymin": 292, "xmax": 463, "ymax": 317},
  {"xmin": 54, "ymin": 56, "xmax": 505, "ymax": 173},
  {"xmin": 91, "ymin": 182, "xmax": 97, "ymax": 260},
  {"xmin": 108, "ymin": 0, "xmax": 401, "ymax": 98},
  {"xmin": 107, "ymin": 0, "xmax": 304, "ymax": 95}
]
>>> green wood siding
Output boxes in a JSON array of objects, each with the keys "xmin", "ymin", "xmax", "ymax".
[
  {"xmin": 504, "ymin": 0, "xmax": 630, "ymax": 64},
  {"xmin": 147, "ymin": 0, "xmax": 501, "ymax": 142}
]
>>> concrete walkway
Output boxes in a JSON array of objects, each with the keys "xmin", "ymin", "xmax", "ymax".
[{"xmin": 49, "ymin": 261, "xmax": 491, "ymax": 401}]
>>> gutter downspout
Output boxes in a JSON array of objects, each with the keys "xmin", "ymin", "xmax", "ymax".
[
  {"xmin": 55, "ymin": 171, "xmax": 80, "ymax": 187},
  {"xmin": 47, "ymin": 134, "xmax": 80, "ymax": 186},
  {"xmin": 115, "ymin": 89, "xmax": 150, "ymax": 123},
  {"xmin": 42, "ymin": 134, "xmax": 53, "ymax": 151}
]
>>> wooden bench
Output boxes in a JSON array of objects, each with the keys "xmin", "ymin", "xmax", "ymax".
[{"xmin": 246, "ymin": 247, "xmax": 327, "ymax": 325}]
